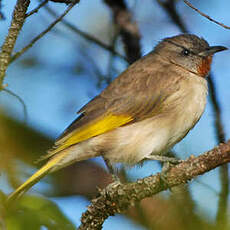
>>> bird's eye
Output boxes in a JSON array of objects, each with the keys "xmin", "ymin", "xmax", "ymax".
[{"xmin": 182, "ymin": 49, "xmax": 190, "ymax": 56}]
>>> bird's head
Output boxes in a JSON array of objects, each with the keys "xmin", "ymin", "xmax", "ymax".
[{"xmin": 155, "ymin": 34, "xmax": 227, "ymax": 77}]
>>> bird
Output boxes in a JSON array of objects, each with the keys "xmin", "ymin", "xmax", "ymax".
[{"xmin": 7, "ymin": 34, "xmax": 227, "ymax": 203}]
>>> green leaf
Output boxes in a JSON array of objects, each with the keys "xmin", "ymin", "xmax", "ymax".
[{"xmin": 6, "ymin": 195, "xmax": 76, "ymax": 230}]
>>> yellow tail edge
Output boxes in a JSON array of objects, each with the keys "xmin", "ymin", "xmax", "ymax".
[{"xmin": 7, "ymin": 150, "xmax": 68, "ymax": 205}]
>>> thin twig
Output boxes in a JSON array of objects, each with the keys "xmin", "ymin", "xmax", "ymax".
[
  {"xmin": 25, "ymin": 0, "xmax": 49, "ymax": 18},
  {"xmin": 184, "ymin": 0, "xmax": 230, "ymax": 30},
  {"xmin": 10, "ymin": 0, "xmax": 80, "ymax": 63},
  {"xmin": 43, "ymin": 5, "xmax": 127, "ymax": 61},
  {"xmin": 49, "ymin": 0, "xmax": 72, "ymax": 3},
  {"xmin": 79, "ymin": 141, "xmax": 230, "ymax": 229},
  {"xmin": 3, "ymin": 88, "xmax": 28, "ymax": 124},
  {"xmin": 0, "ymin": 0, "xmax": 30, "ymax": 88}
]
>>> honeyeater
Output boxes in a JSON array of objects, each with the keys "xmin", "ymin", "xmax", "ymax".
[{"xmin": 7, "ymin": 34, "xmax": 227, "ymax": 203}]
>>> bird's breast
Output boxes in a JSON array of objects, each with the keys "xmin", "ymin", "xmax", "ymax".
[
  {"xmin": 163, "ymin": 74, "xmax": 208, "ymax": 149},
  {"xmin": 95, "ymin": 75, "xmax": 208, "ymax": 165},
  {"xmin": 177, "ymin": 75, "xmax": 208, "ymax": 127}
]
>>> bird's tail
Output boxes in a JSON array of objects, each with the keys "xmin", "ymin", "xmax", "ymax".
[{"xmin": 7, "ymin": 149, "xmax": 70, "ymax": 204}]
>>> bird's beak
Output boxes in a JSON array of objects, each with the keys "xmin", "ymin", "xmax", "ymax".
[{"xmin": 198, "ymin": 46, "xmax": 228, "ymax": 57}]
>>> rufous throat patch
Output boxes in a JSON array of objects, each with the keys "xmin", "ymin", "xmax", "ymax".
[{"xmin": 197, "ymin": 56, "xmax": 213, "ymax": 77}]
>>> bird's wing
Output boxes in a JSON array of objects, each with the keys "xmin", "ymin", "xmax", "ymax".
[
  {"xmin": 46, "ymin": 55, "xmax": 177, "ymax": 158},
  {"xmin": 7, "ymin": 55, "xmax": 179, "ymax": 203}
]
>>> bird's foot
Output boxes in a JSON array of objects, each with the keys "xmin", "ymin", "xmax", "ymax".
[
  {"xmin": 111, "ymin": 173, "xmax": 121, "ymax": 183},
  {"xmin": 146, "ymin": 155, "xmax": 183, "ymax": 164},
  {"xmin": 103, "ymin": 156, "xmax": 122, "ymax": 184},
  {"xmin": 160, "ymin": 160, "xmax": 184, "ymax": 191},
  {"xmin": 146, "ymin": 155, "xmax": 183, "ymax": 190},
  {"xmin": 103, "ymin": 174, "xmax": 122, "ymax": 193},
  {"xmin": 159, "ymin": 162, "xmax": 174, "ymax": 190}
]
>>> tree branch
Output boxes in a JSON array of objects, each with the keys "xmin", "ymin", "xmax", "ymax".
[
  {"xmin": 79, "ymin": 140, "xmax": 230, "ymax": 229},
  {"xmin": 183, "ymin": 0, "xmax": 230, "ymax": 29},
  {"xmin": 0, "ymin": 0, "xmax": 30, "ymax": 88},
  {"xmin": 3, "ymin": 88, "xmax": 28, "ymax": 123},
  {"xmin": 104, "ymin": 0, "xmax": 141, "ymax": 64},
  {"xmin": 25, "ymin": 0, "xmax": 49, "ymax": 18},
  {"xmin": 49, "ymin": 0, "xmax": 73, "ymax": 3},
  {"xmin": 43, "ymin": 5, "xmax": 127, "ymax": 61},
  {"xmin": 10, "ymin": 0, "xmax": 80, "ymax": 63}
]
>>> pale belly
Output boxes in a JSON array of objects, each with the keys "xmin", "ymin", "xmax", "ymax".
[
  {"xmin": 62, "ymin": 75, "xmax": 208, "ymax": 167},
  {"xmin": 100, "ymin": 115, "xmax": 195, "ymax": 165},
  {"xmin": 98, "ymin": 77, "xmax": 208, "ymax": 165}
]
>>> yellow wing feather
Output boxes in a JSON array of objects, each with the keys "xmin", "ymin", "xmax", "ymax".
[
  {"xmin": 7, "ymin": 150, "xmax": 69, "ymax": 204},
  {"xmin": 52, "ymin": 113, "xmax": 133, "ymax": 154},
  {"xmin": 7, "ymin": 113, "xmax": 133, "ymax": 203}
]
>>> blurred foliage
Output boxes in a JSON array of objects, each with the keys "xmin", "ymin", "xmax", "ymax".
[
  {"xmin": 0, "ymin": 111, "xmax": 113, "ymax": 229},
  {"xmin": 2, "ymin": 194, "xmax": 76, "ymax": 230},
  {"xmin": 0, "ymin": 111, "xmax": 52, "ymax": 189},
  {"xmin": 0, "ymin": 110, "xmax": 113, "ymax": 195},
  {"xmin": 0, "ymin": 111, "xmax": 52, "ymax": 164}
]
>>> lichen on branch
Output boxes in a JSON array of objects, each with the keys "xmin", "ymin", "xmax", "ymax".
[
  {"xmin": 79, "ymin": 140, "xmax": 230, "ymax": 229},
  {"xmin": 0, "ymin": 0, "xmax": 30, "ymax": 88}
]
